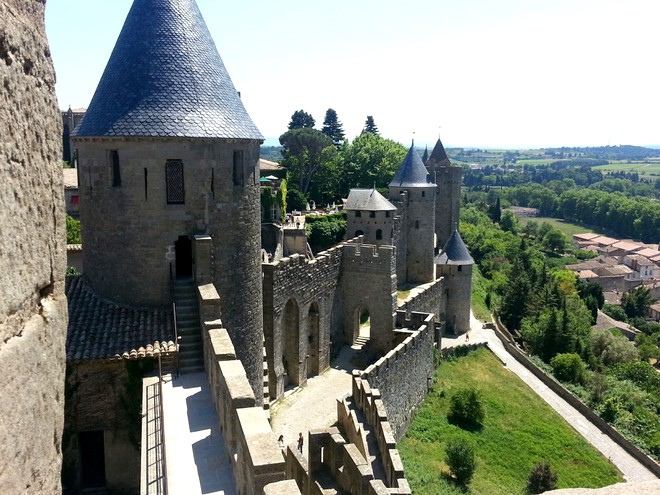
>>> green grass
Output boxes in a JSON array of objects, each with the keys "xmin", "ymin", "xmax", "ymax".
[
  {"xmin": 516, "ymin": 216, "xmax": 601, "ymax": 238},
  {"xmin": 471, "ymin": 265, "xmax": 492, "ymax": 321},
  {"xmin": 593, "ymin": 161, "xmax": 660, "ymax": 180},
  {"xmin": 399, "ymin": 349, "xmax": 623, "ymax": 495}
]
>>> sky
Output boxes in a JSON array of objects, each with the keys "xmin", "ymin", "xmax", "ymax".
[{"xmin": 46, "ymin": 0, "xmax": 660, "ymax": 149}]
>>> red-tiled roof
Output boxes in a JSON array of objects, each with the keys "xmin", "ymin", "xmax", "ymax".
[{"xmin": 66, "ymin": 276, "xmax": 176, "ymax": 362}]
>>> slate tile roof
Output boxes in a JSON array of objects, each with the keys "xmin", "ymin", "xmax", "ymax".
[
  {"xmin": 435, "ymin": 228, "xmax": 474, "ymax": 266},
  {"xmin": 345, "ymin": 188, "xmax": 396, "ymax": 211},
  {"xmin": 427, "ymin": 138, "xmax": 452, "ymax": 167},
  {"xmin": 66, "ymin": 276, "xmax": 176, "ymax": 362},
  {"xmin": 389, "ymin": 144, "xmax": 436, "ymax": 188},
  {"xmin": 72, "ymin": 0, "xmax": 263, "ymax": 141}
]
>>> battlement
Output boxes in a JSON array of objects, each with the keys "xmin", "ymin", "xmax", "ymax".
[{"xmin": 398, "ymin": 277, "xmax": 444, "ymax": 320}]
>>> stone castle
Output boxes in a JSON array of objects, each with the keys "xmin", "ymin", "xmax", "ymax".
[{"xmin": 1, "ymin": 0, "xmax": 473, "ymax": 493}]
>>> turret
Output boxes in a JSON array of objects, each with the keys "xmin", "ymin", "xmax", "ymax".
[
  {"xmin": 72, "ymin": 0, "xmax": 265, "ymax": 400},
  {"xmin": 426, "ymin": 138, "xmax": 461, "ymax": 249},
  {"xmin": 435, "ymin": 227, "xmax": 473, "ymax": 334},
  {"xmin": 345, "ymin": 188, "xmax": 396, "ymax": 246},
  {"xmin": 389, "ymin": 144, "xmax": 436, "ymax": 284}
]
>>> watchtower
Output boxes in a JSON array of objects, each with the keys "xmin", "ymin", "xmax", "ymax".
[
  {"xmin": 389, "ymin": 144, "xmax": 437, "ymax": 284},
  {"xmin": 426, "ymin": 138, "xmax": 461, "ymax": 249},
  {"xmin": 72, "ymin": 0, "xmax": 265, "ymax": 399},
  {"xmin": 345, "ymin": 188, "xmax": 396, "ymax": 246},
  {"xmin": 435, "ymin": 227, "xmax": 474, "ymax": 334}
]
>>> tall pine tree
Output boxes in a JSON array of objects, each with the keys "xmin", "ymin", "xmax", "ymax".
[
  {"xmin": 321, "ymin": 108, "xmax": 345, "ymax": 145},
  {"xmin": 288, "ymin": 110, "xmax": 315, "ymax": 129},
  {"xmin": 363, "ymin": 115, "xmax": 379, "ymax": 135}
]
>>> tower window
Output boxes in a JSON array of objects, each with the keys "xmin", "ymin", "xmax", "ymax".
[
  {"xmin": 110, "ymin": 150, "xmax": 120, "ymax": 187},
  {"xmin": 376, "ymin": 229, "xmax": 383, "ymax": 240},
  {"xmin": 233, "ymin": 150, "xmax": 244, "ymax": 186},
  {"xmin": 415, "ymin": 220, "xmax": 419, "ymax": 229},
  {"xmin": 166, "ymin": 160, "xmax": 185, "ymax": 204},
  {"xmin": 355, "ymin": 211, "xmax": 361, "ymax": 218},
  {"xmin": 385, "ymin": 211, "xmax": 390, "ymax": 218},
  {"xmin": 369, "ymin": 211, "xmax": 376, "ymax": 218},
  {"xmin": 144, "ymin": 168, "xmax": 148, "ymax": 200},
  {"xmin": 422, "ymin": 191, "xmax": 426, "ymax": 197}
]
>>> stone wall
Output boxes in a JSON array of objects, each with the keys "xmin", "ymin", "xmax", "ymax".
[
  {"xmin": 0, "ymin": 1, "xmax": 67, "ymax": 492},
  {"xmin": 437, "ymin": 263, "xmax": 472, "ymax": 334},
  {"xmin": 433, "ymin": 165, "xmax": 462, "ymax": 249},
  {"xmin": 263, "ymin": 248, "xmax": 342, "ymax": 399},
  {"xmin": 340, "ymin": 241, "xmax": 397, "ymax": 353},
  {"xmin": 361, "ymin": 312, "xmax": 435, "ymax": 440},
  {"xmin": 398, "ymin": 277, "xmax": 445, "ymax": 325}
]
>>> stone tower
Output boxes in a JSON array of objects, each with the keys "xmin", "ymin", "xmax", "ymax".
[
  {"xmin": 426, "ymin": 138, "xmax": 461, "ymax": 249},
  {"xmin": 435, "ymin": 227, "xmax": 474, "ymax": 334},
  {"xmin": 389, "ymin": 144, "xmax": 437, "ymax": 284},
  {"xmin": 0, "ymin": 1, "xmax": 67, "ymax": 492},
  {"xmin": 345, "ymin": 188, "xmax": 397, "ymax": 246},
  {"xmin": 72, "ymin": 0, "xmax": 265, "ymax": 399}
]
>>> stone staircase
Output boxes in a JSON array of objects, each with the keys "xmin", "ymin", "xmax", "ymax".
[
  {"xmin": 353, "ymin": 335, "xmax": 369, "ymax": 348},
  {"xmin": 262, "ymin": 342, "xmax": 270, "ymax": 412},
  {"xmin": 173, "ymin": 278, "xmax": 204, "ymax": 374}
]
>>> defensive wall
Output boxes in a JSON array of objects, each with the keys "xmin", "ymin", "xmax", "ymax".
[
  {"xmin": 262, "ymin": 247, "xmax": 343, "ymax": 398},
  {"xmin": 492, "ymin": 316, "xmax": 660, "ymax": 477},
  {"xmin": 361, "ymin": 311, "xmax": 435, "ymax": 441}
]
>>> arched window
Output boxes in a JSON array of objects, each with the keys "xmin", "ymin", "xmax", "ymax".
[
  {"xmin": 376, "ymin": 229, "xmax": 383, "ymax": 240},
  {"xmin": 355, "ymin": 230, "xmax": 364, "ymax": 236}
]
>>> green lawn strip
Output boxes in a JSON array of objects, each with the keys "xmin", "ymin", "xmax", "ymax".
[
  {"xmin": 399, "ymin": 349, "xmax": 622, "ymax": 494},
  {"xmin": 516, "ymin": 216, "xmax": 600, "ymax": 237},
  {"xmin": 471, "ymin": 265, "xmax": 491, "ymax": 321}
]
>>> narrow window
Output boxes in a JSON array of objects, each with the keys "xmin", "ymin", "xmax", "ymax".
[
  {"xmin": 415, "ymin": 220, "xmax": 419, "ymax": 229},
  {"xmin": 458, "ymin": 265, "xmax": 463, "ymax": 272},
  {"xmin": 355, "ymin": 211, "xmax": 362, "ymax": 218},
  {"xmin": 369, "ymin": 211, "xmax": 376, "ymax": 218},
  {"xmin": 71, "ymin": 195, "xmax": 79, "ymax": 205},
  {"xmin": 385, "ymin": 211, "xmax": 390, "ymax": 218},
  {"xmin": 110, "ymin": 150, "xmax": 121, "ymax": 187},
  {"xmin": 144, "ymin": 168, "xmax": 148, "ymax": 200},
  {"xmin": 376, "ymin": 229, "xmax": 383, "ymax": 240},
  {"xmin": 422, "ymin": 190, "xmax": 426, "ymax": 197},
  {"xmin": 211, "ymin": 168, "xmax": 215, "ymax": 199},
  {"xmin": 390, "ymin": 228, "xmax": 393, "ymax": 238},
  {"xmin": 166, "ymin": 160, "xmax": 185, "ymax": 204},
  {"xmin": 233, "ymin": 150, "xmax": 244, "ymax": 186}
]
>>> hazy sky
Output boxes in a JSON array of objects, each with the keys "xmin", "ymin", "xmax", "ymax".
[{"xmin": 46, "ymin": 0, "xmax": 659, "ymax": 148}]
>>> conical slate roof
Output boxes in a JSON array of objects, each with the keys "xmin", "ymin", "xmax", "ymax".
[
  {"xmin": 345, "ymin": 188, "xmax": 396, "ymax": 211},
  {"xmin": 435, "ymin": 227, "xmax": 474, "ymax": 265},
  {"xmin": 427, "ymin": 138, "xmax": 451, "ymax": 167},
  {"xmin": 73, "ymin": 0, "xmax": 263, "ymax": 140},
  {"xmin": 421, "ymin": 146, "xmax": 429, "ymax": 164},
  {"xmin": 389, "ymin": 144, "xmax": 436, "ymax": 188}
]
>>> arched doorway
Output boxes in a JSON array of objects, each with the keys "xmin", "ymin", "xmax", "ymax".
[
  {"xmin": 175, "ymin": 235, "xmax": 192, "ymax": 278},
  {"xmin": 282, "ymin": 299, "xmax": 300, "ymax": 387},
  {"xmin": 307, "ymin": 302, "xmax": 320, "ymax": 378},
  {"xmin": 353, "ymin": 305, "xmax": 371, "ymax": 346}
]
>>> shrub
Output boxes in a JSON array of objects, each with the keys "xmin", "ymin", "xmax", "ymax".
[
  {"xmin": 66, "ymin": 214, "xmax": 81, "ymax": 244},
  {"xmin": 286, "ymin": 187, "xmax": 307, "ymax": 212},
  {"xmin": 551, "ymin": 353, "xmax": 586, "ymax": 384},
  {"xmin": 444, "ymin": 439, "xmax": 476, "ymax": 485},
  {"xmin": 448, "ymin": 387, "xmax": 485, "ymax": 426},
  {"xmin": 526, "ymin": 462, "xmax": 558, "ymax": 494}
]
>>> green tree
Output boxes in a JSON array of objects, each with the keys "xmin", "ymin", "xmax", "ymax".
[
  {"xmin": 621, "ymin": 286, "xmax": 653, "ymax": 320},
  {"xmin": 542, "ymin": 228, "xmax": 567, "ymax": 253},
  {"xmin": 288, "ymin": 109, "xmax": 315, "ymax": 129},
  {"xmin": 591, "ymin": 329, "xmax": 638, "ymax": 367},
  {"xmin": 488, "ymin": 197, "xmax": 502, "ymax": 223},
  {"xmin": 551, "ymin": 353, "xmax": 586, "ymax": 384},
  {"xmin": 526, "ymin": 462, "xmax": 558, "ymax": 494},
  {"xmin": 499, "ymin": 210, "xmax": 518, "ymax": 233},
  {"xmin": 66, "ymin": 214, "xmax": 81, "ymax": 244},
  {"xmin": 448, "ymin": 388, "xmax": 485, "ymax": 427},
  {"xmin": 286, "ymin": 187, "xmax": 307, "ymax": 212},
  {"xmin": 445, "ymin": 439, "xmax": 476, "ymax": 485},
  {"xmin": 338, "ymin": 133, "xmax": 406, "ymax": 197},
  {"xmin": 321, "ymin": 108, "xmax": 345, "ymax": 145},
  {"xmin": 363, "ymin": 115, "xmax": 379, "ymax": 135},
  {"xmin": 279, "ymin": 128, "xmax": 336, "ymax": 194}
]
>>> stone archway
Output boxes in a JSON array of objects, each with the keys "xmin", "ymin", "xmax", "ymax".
[
  {"xmin": 307, "ymin": 302, "xmax": 320, "ymax": 378},
  {"xmin": 352, "ymin": 305, "xmax": 371, "ymax": 345},
  {"xmin": 282, "ymin": 299, "xmax": 300, "ymax": 387}
]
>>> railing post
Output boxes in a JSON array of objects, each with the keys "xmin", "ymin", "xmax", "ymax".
[{"xmin": 158, "ymin": 352, "xmax": 168, "ymax": 495}]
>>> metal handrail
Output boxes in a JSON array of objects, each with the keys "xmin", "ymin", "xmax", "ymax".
[
  {"xmin": 157, "ymin": 353, "xmax": 168, "ymax": 495},
  {"xmin": 169, "ymin": 263, "xmax": 180, "ymax": 378}
]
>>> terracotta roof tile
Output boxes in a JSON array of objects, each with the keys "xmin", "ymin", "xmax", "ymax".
[{"xmin": 65, "ymin": 276, "xmax": 176, "ymax": 362}]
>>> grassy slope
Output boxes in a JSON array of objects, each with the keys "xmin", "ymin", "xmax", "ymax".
[
  {"xmin": 398, "ymin": 349, "xmax": 622, "ymax": 495},
  {"xmin": 471, "ymin": 265, "xmax": 491, "ymax": 321},
  {"xmin": 516, "ymin": 216, "xmax": 599, "ymax": 238}
]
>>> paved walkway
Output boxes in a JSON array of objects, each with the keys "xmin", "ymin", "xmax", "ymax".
[
  {"xmin": 442, "ymin": 313, "xmax": 657, "ymax": 482},
  {"xmin": 162, "ymin": 372, "xmax": 237, "ymax": 495},
  {"xmin": 269, "ymin": 344, "xmax": 359, "ymax": 457}
]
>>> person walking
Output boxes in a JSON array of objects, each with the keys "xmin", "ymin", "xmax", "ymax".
[{"xmin": 297, "ymin": 432, "xmax": 304, "ymax": 453}]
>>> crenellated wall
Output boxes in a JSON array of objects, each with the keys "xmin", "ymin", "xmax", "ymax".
[
  {"xmin": 361, "ymin": 312, "xmax": 435, "ymax": 440},
  {"xmin": 262, "ymin": 247, "xmax": 343, "ymax": 398}
]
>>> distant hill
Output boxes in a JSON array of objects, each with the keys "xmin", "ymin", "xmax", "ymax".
[
  {"xmin": 261, "ymin": 146, "xmax": 283, "ymax": 162},
  {"xmin": 543, "ymin": 145, "xmax": 660, "ymax": 161}
]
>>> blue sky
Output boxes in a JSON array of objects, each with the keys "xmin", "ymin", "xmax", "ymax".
[{"xmin": 46, "ymin": 0, "xmax": 659, "ymax": 148}]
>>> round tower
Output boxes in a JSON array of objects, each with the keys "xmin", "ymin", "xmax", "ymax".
[
  {"xmin": 426, "ymin": 138, "xmax": 461, "ymax": 249},
  {"xmin": 72, "ymin": 0, "xmax": 264, "ymax": 399},
  {"xmin": 389, "ymin": 144, "xmax": 436, "ymax": 284},
  {"xmin": 435, "ymin": 227, "xmax": 474, "ymax": 334},
  {"xmin": 345, "ymin": 188, "xmax": 396, "ymax": 245}
]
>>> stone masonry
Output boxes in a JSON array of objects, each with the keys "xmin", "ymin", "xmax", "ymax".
[{"xmin": 0, "ymin": 0, "xmax": 67, "ymax": 492}]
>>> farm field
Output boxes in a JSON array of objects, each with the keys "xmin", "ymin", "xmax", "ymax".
[
  {"xmin": 398, "ymin": 349, "xmax": 623, "ymax": 495},
  {"xmin": 593, "ymin": 160, "xmax": 660, "ymax": 180},
  {"xmin": 515, "ymin": 215, "xmax": 600, "ymax": 238}
]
